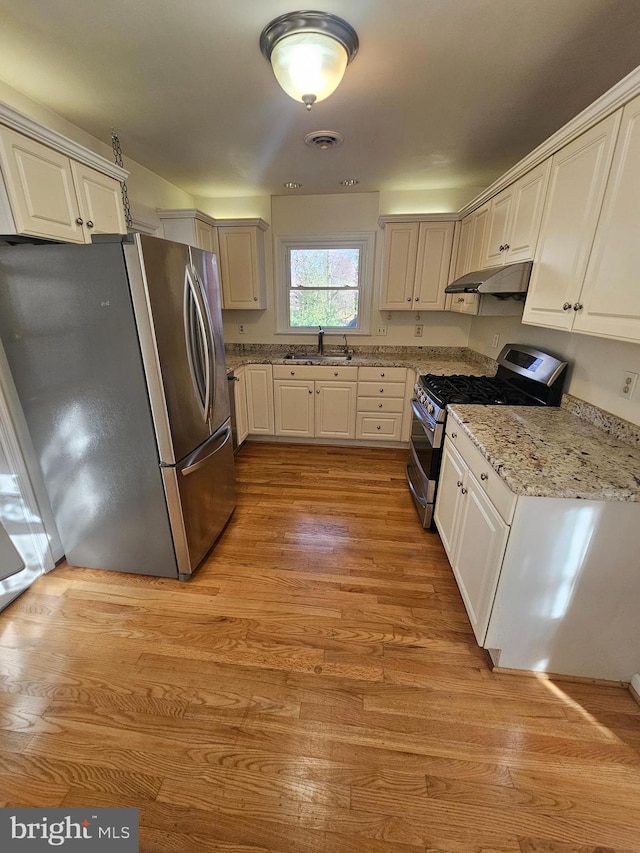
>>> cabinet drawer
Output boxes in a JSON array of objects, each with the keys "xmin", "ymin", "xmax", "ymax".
[
  {"xmin": 358, "ymin": 366, "xmax": 407, "ymax": 382},
  {"xmin": 446, "ymin": 425, "xmax": 516, "ymax": 523},
  {"xmin": 273, "ymin": 364, "xmax": 358, "ymax": 381},
  {"xmin": 357, "ymin": 381, "xmax": 406, "ymax": 398},
  {"xmin": 357, "ymin": 396, "xmax": 405, "ymax": 413},
  {"xmin": 356, "ymin": 412, "xmax": 403, "ymax": 441}
]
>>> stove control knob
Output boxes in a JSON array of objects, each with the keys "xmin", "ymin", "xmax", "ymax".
[{"xmin": 426, "ymin": 403, "xmax": 434, "ymax": 415}]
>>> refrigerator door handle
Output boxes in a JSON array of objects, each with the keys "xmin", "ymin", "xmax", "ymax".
[
  {"xmin": 180, "ymin": 423, "xmax": 232, "ymax": 477},
  {"xmin": 190, "ymin": 263, "xmax": 217, "ymax": 424},
  {"xmin": 183, "ymin": 265, "xmax": 211, "ymax": 422}
]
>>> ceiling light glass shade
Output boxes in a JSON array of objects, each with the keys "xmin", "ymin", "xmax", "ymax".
[
  {"xmin": 260, "ymin": 12, "xmax": 359, "ymax": 110},
  {"xmin": 270, "ymin": 32, "xmax": 348, "ymax": 108}
]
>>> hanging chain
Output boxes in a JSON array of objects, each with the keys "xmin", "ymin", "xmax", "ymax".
[{"xmin": 111, "ymin": 130, "xmax": 132, "ymax": 228}]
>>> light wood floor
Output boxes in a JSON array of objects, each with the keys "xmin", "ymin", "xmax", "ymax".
[{"xmin": 1, "ymin": 442, "xmax": 640, "ymax": 852}]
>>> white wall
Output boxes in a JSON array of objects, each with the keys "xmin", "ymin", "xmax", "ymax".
[
  {"xmin": 469, "ymin": 315, "xmax": 640, "ymax": 427},
  {"xmin": 218, "ymin": 191, "xmax": 472, "ymax": 347}
]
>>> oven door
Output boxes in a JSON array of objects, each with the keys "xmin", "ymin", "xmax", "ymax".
[{"xmin": 406, "ymin": 399, "xmax": 443, "ymax": 528}]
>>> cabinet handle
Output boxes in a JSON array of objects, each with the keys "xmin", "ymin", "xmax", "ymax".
[
  {"xmin": 451, "ymin": 432, "xmax": 457, "ymax": 439},
  {"xmin": 75, "ymin": 217, "xmax": 84, "ymax": 225},
  {"xmin": 480, "ymin": 473, "xmax": 488, "ymax": 481},
  {"xmin": 573, "ymin": 302, "xmax": 583, "ymax": 311},
  {"xmin": 456, "ymin": 480, "xmax": 463, "ymax": 488},
  {"xmin": 461, "ymin": 487, "xmax": 468, "ymax": 495},
  {"xmin": 86, "ymin": 220, "xmax": 94, "ymax": 228},
  {"xmin": 562, "ymin": 302, "xmax": 572, "ymax": 311}
]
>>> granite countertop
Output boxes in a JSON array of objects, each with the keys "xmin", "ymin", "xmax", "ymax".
[
  {"xmin": 448, "ymin": 404, "xmax": 640, "ymax": 502},
  {"xmin": 225, "ymin": 345, "xmax": 494, "ymax": 378}
]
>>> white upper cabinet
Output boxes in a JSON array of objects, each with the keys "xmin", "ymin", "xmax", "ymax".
[
  {"xmin": 218, "ymin": 220, "xmax": 268, "ymax": 310},
  {"xmin": 522, "ymin": 112, "xmax": 621, "ymax": 332},
  {"xmin": 449, "ymin": 205, "xmax": 489, "ymax": 315},
  {"xmin": 481, "ymin": 160, "xmax": 551, "ymax": 268},
  {"xmin": 379, "ymin": 218, "xmax": 455, "ymax": 311},
  {"xmin": 158, "ymin": 209, "xmax": 219, "ymax": 255},
  {"xmin": 0, "ymin": 125, "xmax": 126, "ymax": 243},
  {"xmin": 571, "ymin": 92, "xmax": 640, "ymax": 342}
]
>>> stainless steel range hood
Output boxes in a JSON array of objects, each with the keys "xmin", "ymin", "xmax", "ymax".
[{"xmin": 445, "ymin": 260, "xmax": 532, "ymax": 294}]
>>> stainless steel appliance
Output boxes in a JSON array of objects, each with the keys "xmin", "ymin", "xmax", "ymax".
[
  {"xmin": 0, "ymin": 233, "xmax": 235, "ymax": 580},
  {"xmin": 407, "ymin": 344, "xmax": 567, "ymax": 528}
]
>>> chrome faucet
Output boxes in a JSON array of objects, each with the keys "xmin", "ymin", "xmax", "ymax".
[
  {"xmin": 317, "ymin": 326, "xmax": 324, "ymax": 355},
  {"xmin": 343, "ymin": 334, "xmax": 350, "ymax": 356}
]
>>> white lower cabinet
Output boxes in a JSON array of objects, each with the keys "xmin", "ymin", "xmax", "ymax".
[
  {"xmin": 245, "ymin": 364, "xmax": 274, "ymax": 435},
  {"xmin": 234, "ymin": 366, "xmax": 249, "ymax": 446},
  {"xmin": 356, "ymin": 366, "xmax": 408, "ymax": 442},
  {"xmin": 434, "ymin": 421, "xmax": 640, "ymax": 681},
  {"xmin": 273, "ymin": 365, "xmax": 357, "ymax": 439}
]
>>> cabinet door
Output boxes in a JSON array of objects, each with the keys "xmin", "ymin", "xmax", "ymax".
[
  {"xmin": 218, "ymin": 226, "xmax": 266, "ymax": 309},
  {"xmin": 245, "ymin": 365, "xmax": 274, "ymax": 434},
  {"xmin": 573, "ymin": 94, "xmax": 640, "ymax": 342},
  {"xmin": 414, "ymin": 222, "xmax": 455, "ymax": 310},
  {"xmin": 274, "ymin": 380, "xmax": 315, "ymax": 437},
  {"xmin": 235, "ymin": 367, "xmax": 249, "ymax": 446},
  {"xmin": 452, "ymin": 216, "xmax": 474, "ymax": 281},
  {"xmin": 71, "ymin": 161, "xmax": 127, "ymax": 237},
  {"xmin": 468, "ymin": 205, "xmax": 489, "ymax": 272},
  {"xmin": 0, "ymin": 126, "xmax": 84, "ymax": 243},
  {"xmin": 379, "ymin": 223, "xmax": 419, "ymax": 310},
  {"xmin": 433, "ymin": 440, "xmax": 466, "ymax": 561},
  {"xmin": 195, "ymin": 220, "xmax": 216, "ymax": 253},
  {"xmin": 482, "ymin": 189, "xmax": 513, "ymax": 267},
  {"xmin": 504, "ymin": 160, "xmax": 550, "ymax": 263},
  {"xmin": 315, "ymin": 382, "xmax": 356, "ymax": 439},
  {"xmin": 453, "ymin": 475, "xmax": 510, "ymax": 644},
  {"xmin": 522, "ymin": 113, "xmax": 620, "ymax": 331}
]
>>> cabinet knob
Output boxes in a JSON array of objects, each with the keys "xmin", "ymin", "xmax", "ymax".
[
  {"xmin": 563, "ymin": 302, "xmax": 572, "ymax": 311},
  {"xmin": 503, "ymin": 243, "xmax": 510, "ymax": 251},
  {"xmin": 456, "ymin": 480, "xmax": 463, "ymax": 488},
  {"xmin": 316, "ymin": 389, "xmax": 320, "ymax": 394},
  {"xmin": 309, "ymin": 389, "xmax": 313, "ymax": 394},
  {"xmin": 290, "ymin": 371, "xmax": 295, "ymax": 375},
  {"xmin": 378, "ymin": 403, "xmax": 383, "ymax": 408},
  {"xmin": 334, "ymin": 371, "xmax": 338, "ymax": 376},
  {"xmin": 376, "ymin": 425, "xmax": 381, "ymax": 430},
  {"xmin": 75, "ymin": 217, "xmax": 84, "ymax": 225},
  {"xmin": 451, "ymin": 432, "xmax": 457, "ymax": 439},
  {"xmin": 461, "ymin": 487, "xmax": 468, "ymax": 495},
  {"xmin": 480, "ymin": 473, "xmax": 488, "ymax": 481},
  {"xmin": 86, "ymin": 220, "xmax": 94, "ymax": 229},
  {"xmin": 415, "ymin": 296, "xmax": 419, "ymax": 301},
  {"xmin": 573, "ymin": 302, "xmax": 583, "ymax": 311},
  {"xmin": 499, "ymin": 244, "xmax": 505, "ymax": 252},
  {"xmin": 253, "ymin": 296, "xmax": 258, "ymax": 301},
  {"xmin": 379, "ymin": 388, "xmax": 384, "ymax": 393},
  {"xmin": 457, "ymin": 297, "xmax": 465, "ymax": 303},
  {"xmin": 381, "ymin": 372, "xmax": 385, "ymax": 377},
  {"xmin": 406, "ymin": 297, "xmax": 411, "ymax": 302}
]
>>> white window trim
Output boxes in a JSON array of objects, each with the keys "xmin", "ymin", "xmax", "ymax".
[{"xmin": 275, "ymin": 232, "xmax": 375, "ymax": 335}]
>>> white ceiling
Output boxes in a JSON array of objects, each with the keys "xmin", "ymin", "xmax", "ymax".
[{"xmin": 0, "ymin": 0, "xmax": 640, "ymax": 202}]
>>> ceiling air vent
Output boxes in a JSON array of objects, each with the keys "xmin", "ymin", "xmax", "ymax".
[{"xmin": 304, "ymin": 130, "xmax": 344, "ymax": 150}]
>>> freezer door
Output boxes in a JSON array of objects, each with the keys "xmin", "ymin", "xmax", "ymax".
[
  {"xmin": 130, "ymin": 235, "xmax": 214, "ymax": 463},
  {"xmin": 162, "ymin": 418, "xmax": 236, "ymax": 577},
  {"xmin": 190, "ymin": 247, "xmax": 230, "ymax": 434}
]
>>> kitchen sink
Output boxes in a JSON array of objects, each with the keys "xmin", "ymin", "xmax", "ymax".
[{"xmin": 284, "ymin": 353, "xmax": 353, "ymax": 362}]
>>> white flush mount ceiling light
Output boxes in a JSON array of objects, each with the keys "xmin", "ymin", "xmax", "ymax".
[{"xmin": 259, "ymin": 11, "xmax": 359, "ymax": 110}]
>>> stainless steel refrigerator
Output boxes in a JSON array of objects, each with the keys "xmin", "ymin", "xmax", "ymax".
[{"xmin": 0, "ymin": 233, "xmax": 236, "ymax": 580}]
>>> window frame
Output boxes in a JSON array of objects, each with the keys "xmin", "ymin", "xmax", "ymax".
[{"xmin": 275, "ymin": 232, "xmax": 375, "ymax": 335}]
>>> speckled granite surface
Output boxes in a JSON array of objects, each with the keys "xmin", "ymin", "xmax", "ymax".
[
  {"xmin": 225, "ymin": 345, "xmax": 495, "ymax": 377},
  {"xmin": 448, "ymin": 405, "xmax": 640, "ymax": 502},
  {"xmin": 561, "ymin": 394, "xmax": 640, "ymax": 448}
]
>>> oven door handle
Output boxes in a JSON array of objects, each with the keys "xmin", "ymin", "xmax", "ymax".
[{"xmin": 406, "ymin": 463, "xmax": 427, "ymax": 507}]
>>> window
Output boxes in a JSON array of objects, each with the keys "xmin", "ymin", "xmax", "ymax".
[{"xmin": 276, "ymin": 233, "xmax": 375, "ymax": 334}]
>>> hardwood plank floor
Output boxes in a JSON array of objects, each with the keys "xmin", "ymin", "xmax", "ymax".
[{"xmin": 1, "ymin": 441, "xmax": 639, "ymax": 852}]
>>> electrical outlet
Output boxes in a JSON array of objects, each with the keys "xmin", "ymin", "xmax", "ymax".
[
  {"xmin": 619, "ymin": 371, "xmax": 638, "ymax": 399},
  {"xmin": 376, "ymin": 325, "xmax": 388, "ymax": 336},
  {"xmin": 415, "ymin": 324, "xmax": 423, "ymax": 337},
  {"xmin": 238, "ymin": 324, "xmax": 245, "ymax": 335},
  {"xmin": 492, "ymin": 333, "xmax": 500, "ymax": 349}
]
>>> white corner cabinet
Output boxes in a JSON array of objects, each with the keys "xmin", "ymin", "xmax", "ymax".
[
  {"xmin": 0, "ymin": 107, "xmax": 128, "ymax": 243},
  {"xmin": 159, "ymin": 210, "xmax": 268, "ymax": 311},
  {"xmin": 232, "ymin": 366, "xmax": 250, "ymax": 447},
  {"xmin": 434, "ymin": 420, "xmax": 640, "ymax": 681},
  {"xmin": 523, "ymin": 92, "xmax": 640, "ymax": 343},
  {"xmin": 378, "ymin": 217, "xmax": 455, "ymax": 311}
]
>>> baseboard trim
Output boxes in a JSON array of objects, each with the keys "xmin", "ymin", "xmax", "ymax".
[
  {"xmin": 490, "ymin": 665, "xmax": 629, "ymax": 690},
  {"xmin": 630, "ymin": 674, "xmax": 640, "ymax": 706}
]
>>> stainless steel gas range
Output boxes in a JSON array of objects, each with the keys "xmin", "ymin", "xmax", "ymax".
[{"xmin": 407, "ymin": 344, "xmax": 568, "ymax": 528}]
